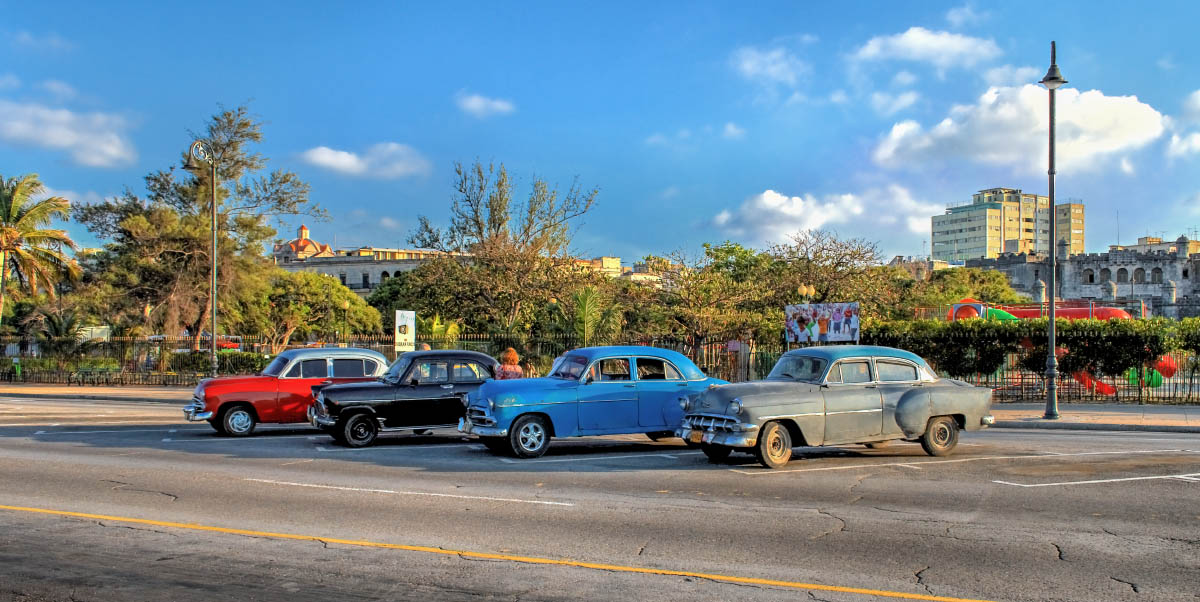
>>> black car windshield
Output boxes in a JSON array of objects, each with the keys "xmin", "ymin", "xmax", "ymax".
[
  {"xmin": 768, "ymin": 355, "xmax": 829, "ymax": 383},
  {"xmin": 549, "ymin": 355, "xmax": 588, "ymax": 380},
  {"xmin": 383, "ymin": 354, "xmax": 414, "ymax": 382},
  {"xmin": 262, "ymin": 356, "xmax": 290, "ymax": 377}
]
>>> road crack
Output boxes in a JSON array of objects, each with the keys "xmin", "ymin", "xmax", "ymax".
[
  {"xmin": 1110, "ymin": 577, "xmax": 1141, "ymax": 593},
  {"xmin": 914, "ymin": 566, "xmax": 934, "ymax": 596},
  {"xmin": 100, "ymin": 479, "xmax": 178, "ymax": 502},
  {"xmin": 1051, "ymin": 543, "xmax": 1067, "ymax": 562},
  {"xmin": 95, "ymin": 520, "xmax": 178, "ymax": 537},
  {"xmin": 810, "ymin": 509, "xmax": 846, "ymax": 540}
]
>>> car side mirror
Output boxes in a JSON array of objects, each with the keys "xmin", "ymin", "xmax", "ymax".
[
  {"xmin": 409, "ymin": 378, "xmax": 420, "ymax": 387},
  {"xmin": 584, "ymin": 375, "xmax": 594, "ymax": 385}
]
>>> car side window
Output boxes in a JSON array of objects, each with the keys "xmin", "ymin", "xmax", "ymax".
[
  {"xmin": 332, "ymin": 358, "xmax": 366, "ymax": 378},
  {"xmin": 412, "ymin": 360, "xmax": 449, "ymax": 384},
  {"xmin": 635, "ymin": 358, "xmax": 684, "ymax": 381},
  {"xmin": 300, "ymin": 359, "xmax": 328, "ymax": 378},
  {"xmin": 839, "ymin": 360, "xmax": 872, "ymax": 384},
  {"xmin": 876, "ymin": 360, "xmax": 918, "ymax": 382},
  {"xmin": 589, "ymin": 358, "xmax": 630, "ymax": 381},
  {"xmin": 364, "ymin": 360, "xmax": 379, "ymax": 375},
  {"xmin": 284, "ymin": 362, "xmax": 301, "ymax": 378},
  {"xmin": 451, "ymin": 361, "xmax": 488, "ymax": 383},
  {"xmin": 825, "ymin": 364, "xmax": 841, "ymax": 384}
]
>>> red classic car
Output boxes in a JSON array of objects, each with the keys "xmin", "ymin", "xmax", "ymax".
[{"xmin": 183, "ymin": 347, "xmax": 388, "ymax": 435}]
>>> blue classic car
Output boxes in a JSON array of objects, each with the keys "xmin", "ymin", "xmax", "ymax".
[
  {"xmin": 678, "ymin": 345, "xmax": 994, "ymax": 469},
  {"xmin": 459, "ymin": 346, "xmax": 727, "ymax": 457}
]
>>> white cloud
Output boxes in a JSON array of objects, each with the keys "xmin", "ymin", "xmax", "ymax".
[
  {"xmin": 37, "ymin": 79, "xmax": 76, "ymax": 100},
  {"xmin": 0, "ymin": 74, "xmax": 19, "ymax": 90},
  {"xmin": 1168, "ymin": 133, "xmax": 1200, "ymax": 158},
  {"xmin": 983, "ymin": 65, "xmax": 1040, "ymax": 87},
  {"xmin": 454, "ymin": 92, "xmax": 515, "ymax": 118},
  {"xmin": 300, "ymin": 142, "xmax": 432, "ymax": 178},
  {"xmin": 644, "ymin": 129, "xmax": 695, "ymax": 148},
  {"xmin": 892, "ymin": 70, "xmax": 917, "ymax": 87},
  {"xmin": 10, "ymin": 31, "xmax": 73, "ymax": 51},
  {"xmin": 731, "ymin": 46, "xmax": 809, "ymax": 87},
  {"xmin": 0, "ymin": 100, "xmax": 136, "ymax": 167},
  {"xmin": 722, "ymin": 122, "xmax": 746, "ymax": 139},
  {"xmin": 829, "ymin": 90, "xmax": 849, "ymax": 104},
  {"xmin": 379, "ymin": 216, "xmax": 402, "ymax": 230},
  {"xmin": 852, "ymin": 27, "xmax": 1001, "ymax": 73},
  {"xmin": 712, "ymin": 184, "xmax": 938, "ymax": 244},
  {"xmin": 1157, "ymin": 55, "xmax": 1176, "ymax": 71},
  {"xmin": 37, "ymin": 185, "xmax": 105, "ymax": 205},
  {"xmin": 946, "ymin": 4, "xmax": 987, "ymax": 27},
  {"xmin": 660, "ymin": 186, "xmax": 679, "ymax": 199},
  {"xmin": 1182, "ymin": 90, "xmax": 1200, "ymax": 123},
  {"xmin": 873, "ymin": 84, "xmax": 1166, "ymax": 173},
  {"xmin": 1119, "ymin": 157, "xmax": 1135, "ymax": 175},
  {"xmin": 870, "ymin": 91, "xmax": 919, "ymax": 116}
]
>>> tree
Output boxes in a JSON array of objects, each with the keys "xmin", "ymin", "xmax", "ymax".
[
  {"xmin": 405, "ymin": 160, "xmax": 599, "ymax": 332},
  {"xmin": 546, "ymin": 285, "xmax": 623, "ymax": 346},
  {"xmin": 245, "ymin": 270, "xmax": 380, "ymax": 353},
  {"xmin": 73, "ymin": 106, "xmax": 323, "ymax": 348},
  {"xmin": 648, "ymin": 252, "xmax": 766, "ymax": 344},
  {"xmin": 36, "ymin": 310, "xmax": 89, "ymax": 369},
  {"xmin": 0, "ymin": 173, "xmax": 80, "ymax": 330}
]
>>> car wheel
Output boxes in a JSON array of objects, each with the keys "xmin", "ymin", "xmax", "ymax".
[
  {"xmin": 700, "ymin": 443, "xmax": 732, "ymax": 463},
  {"xmin": 509, "ymin": 415, "xmax": 551, "ymax": 458},
  {"xmin": 864, "ymin": 440, "xmax": 892, "ymax": 449},
  {"xmin": 754, "ymin": 421, "xmax": 792, "ymax": 469},
  {"xmin": 646, "ymin": 431, "xmax": 675, "ymax": 442},
  {"xmin": 480, "ymin": 437, "xmax": 511, "ymax": 455},
  {"xmin": 342, "ymin": 413, "xmax": 379, "ymax": 448},
  {"xmin": 920, "ymin": 416, "xmax": 959, "ymax": 457},
  {"xmin": 220, "ymin": 405, "xmax": 257, "ymax": 437}
]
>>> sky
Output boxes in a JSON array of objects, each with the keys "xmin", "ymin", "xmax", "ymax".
[{"xmin": 3, "ymin": 0, "xmax": 1200, "ymax": 263}]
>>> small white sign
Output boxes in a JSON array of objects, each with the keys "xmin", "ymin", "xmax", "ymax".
[{"xmin": 394, "ymin": 310, "xmax": 416, "ymax": 353}]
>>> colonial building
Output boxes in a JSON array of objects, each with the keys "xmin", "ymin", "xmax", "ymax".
[
  {"xmin": 273, "ymin": 225, "xmax": 335, "ymax": 262},
  {"xmin": 931, "ymin": 188, "xmax": 1084, "ymax": 262},
  {"xmin": 967, "ymin": 235, "xmax": 1200, "ymax": 318}
]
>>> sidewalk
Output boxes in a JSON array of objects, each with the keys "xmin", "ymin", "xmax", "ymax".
[
  {"xmin": 992, "ymin": 403, "xmax": 1200, "ymax": 433},
  {"xmin": 2, "ymin": 384, "xmax": 1199, "ymax": 433},
  {"xmin": 0, "ymin": 384, "xmax": 192, "ymax": 404}
]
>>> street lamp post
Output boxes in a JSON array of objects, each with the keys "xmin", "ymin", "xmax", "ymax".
[
  {"xmin": 183, "ymin": 140, "xmax": 219, "ymax": 379},
  {"xmin": 341, "ymin": 300, "xmax": 350, "ymax": 346},
  {"xmin": 1040, "ymin": 42, "xmax": 1067, "ymax": 420}
]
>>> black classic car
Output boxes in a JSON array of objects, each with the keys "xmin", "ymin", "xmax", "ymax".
[{"xmin": 309, "ymin": 349, "xmax": 500, "ymax": 447}]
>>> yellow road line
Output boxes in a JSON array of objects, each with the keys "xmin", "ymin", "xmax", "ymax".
[{"xmin": 0, "ymin": 503, "xmax": 994, "ymax": 602}]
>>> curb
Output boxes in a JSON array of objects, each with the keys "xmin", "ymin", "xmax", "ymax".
[
  {"xmin": 0, "ymin": 392, "xmax": 188, "ymax": 404},
  {"xmin": 993, "ymin": 420, "xmax": 1200, "ymax": 434}
]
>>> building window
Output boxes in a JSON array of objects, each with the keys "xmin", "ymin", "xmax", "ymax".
[
  {"xmin": 362, "ymin": 273, "xmax": 370, "ymax": 289},
  {"xmin": 1117, "ymin": 268, "xmax": 1128, "ymax": 283},
  {"xmin": 1151, "ymin": 268, "xmax": 1163, "ymax": 284},
  {"xmin": 1133, "ymin": 268, "xmax": 1145, "ymax": 284},
  {"xmin": 1100, "ymin": 268, "xmax": 1111, "ymax": 282},
  {"xmin": 381, "ymin": 271, "xmax": 390, "ymax": 281},
  {"xmin": 338, "ymin": 273, "xmax": 347, "ymax": 286},
  {"xmin": 1185, "ymin": 269, "xmax": 1190, "ymax": 279},
  {"xmin": 1083, "ymin": 269, "xmax": 1095, "ymax": 284}
]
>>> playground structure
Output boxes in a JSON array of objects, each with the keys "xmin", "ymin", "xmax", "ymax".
[{"xmin": 947, "ymin": 298, "xmax": 1175, "ymax": 396}]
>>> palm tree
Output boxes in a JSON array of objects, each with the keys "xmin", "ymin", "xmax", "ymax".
[
  {"xmin": 551, "ymin": 286, "xmax": 623, "ymax": 347},
  {"xmin": 0, "ymin": 173, "xmax": 80, "ymax": 329}
]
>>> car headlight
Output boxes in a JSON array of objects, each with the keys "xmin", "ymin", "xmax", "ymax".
[
  {"xmin": 487, "ymin": 398, "xmax": 495, "ymax": 410},
  {"xmin": 729, "ymin": 398, "xmax": 744, "ymax": 415},
  {"xmin": 679, "ymin": 396, "xmax": 691, "ymax": 411}
]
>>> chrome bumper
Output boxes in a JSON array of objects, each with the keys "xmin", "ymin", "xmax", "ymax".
[
  {"xmin": 676, "ymin": 426, "xmax": 758, "ymax": 448},
  {"xmin": 182, "ymin": 401, "xmax": 213, "ymax": 422},
  {"xmin": 981, "ymin": 415, "xmax": 995, "ymax": 427},
  {"xmin": 458, "ymin": 417, "xmax": 507, "ymax": 438},
  {"xmin": 307, "ymin": 404, "xmax": 335, "ymax": 428}
]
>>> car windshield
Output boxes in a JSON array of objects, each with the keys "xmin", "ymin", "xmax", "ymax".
[
  {"xmin": 768, "ymin": 355, "xmax": 829, "ymax": 383},
  {"xmin": 549, "ymin": 355, "xmax": 588, "ymax": 380},
  {"xmin": 383, "ymin": 354, "xmax": 414, "ymax": 382},
  {"xmin": 262, "ymin": 356, "xmax": 290, "ymax": 377}
]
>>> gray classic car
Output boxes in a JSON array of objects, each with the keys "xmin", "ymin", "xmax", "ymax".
[{"xmin": 678, "ymin": 345, "xmax": 994, "ymax": 469}]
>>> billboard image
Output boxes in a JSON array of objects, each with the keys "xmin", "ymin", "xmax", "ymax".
[
  {"xmin": 394, "ymin": 310, "xmax": 416, "ymax": 353},
  {"xmin": 785, "ymin": 302, "xmax": 860, "ymax": 343}
]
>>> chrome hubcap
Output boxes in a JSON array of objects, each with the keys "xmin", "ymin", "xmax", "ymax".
[
  {"xmin": 228, "ymin": 410, "xmax": 252, "ymax": 433},
  {"xmin": 351, "ymin": 420, "xmax": 372, "ymax": 441},
  {"xmin": 933, "ymin": 424, "xmax": 951, "ymax": 446},
  {"xmin": 519, "ymin": 423, "xmax": 544, "ymax": 451},
  {"xmin": 767, "ymin": 431, "xmax": 786, "ymax": 460}
]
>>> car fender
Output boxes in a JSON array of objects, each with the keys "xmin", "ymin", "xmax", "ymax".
[{"xmin": 893, "ymin": 388, "xmax": 933, "ymax": 439}]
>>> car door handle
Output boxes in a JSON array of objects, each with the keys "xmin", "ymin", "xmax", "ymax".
[
  {"xmin": 623, "ymin": 384, "xmax": 636, "ymax": 388},
  {"xmin": 440, "ymin": 384, "xmax": 454, "ymax": 389},
  {"xmin": 865, "ymin": 384, "xmax": 878, "ymax": 389}
]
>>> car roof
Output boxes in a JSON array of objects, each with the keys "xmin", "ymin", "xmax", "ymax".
[
  {"xmin": 277, "ymin": 347, "xmax": 388, "ymax": 362},
  {"xmin": 782, "ymin": 345, "xmax": 927, "ymax": 365},
  {"xmin": 398, "ymin": 349, "xmax": 499, "ymax": 363}
]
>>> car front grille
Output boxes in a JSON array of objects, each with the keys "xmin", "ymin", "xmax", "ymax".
[
  {"xmin": 466, "ymin": 407, "xmax": 494, "ymax": 426},
  {"xmin": 684, "ymin": 413, "xmax": 739, "ymax": 433}
]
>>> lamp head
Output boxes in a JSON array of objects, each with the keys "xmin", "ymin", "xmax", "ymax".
[
  {"xmin": 183, "ymin": 140, "xmax": 212, "ymax": 172},
  {"xmin": 1040, "ymin": 41, "xmax": 1067, "ymax": 90}
]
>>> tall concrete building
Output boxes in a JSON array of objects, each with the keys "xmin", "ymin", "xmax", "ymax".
[{"xmin": 931, "ymin": 187, "xmax": 1084, "ymax": 262}]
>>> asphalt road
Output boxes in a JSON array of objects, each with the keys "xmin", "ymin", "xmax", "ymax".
[{"xmin": 0, "ymin": 396, "xmax": 1197, "ymax": 602}]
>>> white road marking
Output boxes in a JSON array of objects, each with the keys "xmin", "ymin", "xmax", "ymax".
[
  {"xmin": 895, "ymin": 464, "xmax": 922, "ymax": 470},
  {"xmin": 280, "ymin": 459, "xmax": 314, "ymax": 466},
  {"xmin": 993, "ymin": 473, "xmax": 1200, "ymax": 488},
  {"xmin": 315, "ymin": 442, "xmax": 475, "ymax": 452},
  {"xmin": 33, "ymin": 427, "xmax": 205, "ymax": 435},
  {"xmin": 728, "ymin": 449, "xmax": 1200, "ymax": 475},
  {"xmin": 244, "ymin": 478, "xmax": 574, "ymax": 507},
  {"xmin": 160, "ymin": 434, "xmax": 316, "ymax": 443},
  {"xmin": 1, "ymin": 421, "xmax": 176, "ymax": 427},
  {"xmin": 498, "ymin": 451, "xmax": 703, "ymax": 464}
]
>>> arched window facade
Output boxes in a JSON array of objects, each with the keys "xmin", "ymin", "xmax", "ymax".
[
  {"xmin": 381, "ymin": 271, "xmax": 390, "ymax": 281},
  {"xmin": 1133, "ymin": 268, "xmax": 1146, "ymax": 284},
  {"xmin": 1083, "ymin": 269, "xmax": 1095, "ymax": 284},
  {"xmin": 1151, "ymin": 267, "xmax": 1163, "ymax": 284},
  {"xmin": 362, "ymin": 273, "xmax": 370, "ymax": 289},
  {"xmin": 1117, "ymin": 268, "xmax": 1128, "ymax": 283},
  {"xmin": 1100, "ymin": 268, "xmax": 1112, "ymax": 282}
]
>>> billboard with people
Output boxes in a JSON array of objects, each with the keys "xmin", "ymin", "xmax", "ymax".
[{"xmin": 785, "ymin": 302, "xmax": 860, "ymax": 343}]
